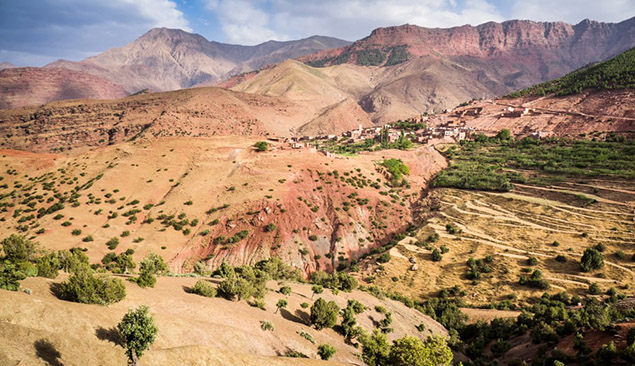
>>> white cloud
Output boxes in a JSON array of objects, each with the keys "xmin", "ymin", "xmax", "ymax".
[
  {"xmin": 509, "ymin": 0, "xmax": 635, "ymax": 24},
  {"xmin": 121, "ymin": 0, "xmax": 191, "ymax": 31},
  {"xmin": 209, "ymin": 0, "xmax": 282, "ymax": 44},
  {"xmin": 0, "ymin": 0, "xmax": 190, "ymax": 66},
  {"xmin": 207, "ymin": 0, "xmax": 504, "ymax": 44}
]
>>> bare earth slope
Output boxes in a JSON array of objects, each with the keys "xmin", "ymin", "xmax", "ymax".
[
  {"xmin": 0, "ymin": 137, "xmax": 446, "ymax": 275},
  {"xmin": 0, "ymin": 67, "xmax": 128, "ymax": 109},
  {"xmin": 0, "ymin": 275, "xmax": 446, "ymax": 365}
]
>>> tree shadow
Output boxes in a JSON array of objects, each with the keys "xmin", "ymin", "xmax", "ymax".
[
  {"xmin": 34, "ymin": 339, "xmax": 63, "ymax": 366},
  {"xmin": 182, "ymin": 285, "xmax": 194, "ymax": 294},
  {"xmin": 49, "ymin": 283, "xmax": 64, "ymax": 300},
  {"xmin": 294, "ymin": 309, "xmax": 310, "ymax": 325},
  {"xmin": 280, "ymin": 308, "xmax": 306, "ymax": 325},
  {"xmin": 95, "ymin": 326, "xmax": 123, "ymax": 347}
]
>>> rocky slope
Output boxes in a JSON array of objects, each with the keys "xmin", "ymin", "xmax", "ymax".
[
  {"xmin": 275, "ymin": 17, "xmax": 635, "ymax": 121},
  {"xmin": 0, "ymin": 67, "xmax": 128, "ymax": 109},
  {"xmin": 0, "ymin": 137, "xmax": 446, "ymax": 276},
  {"xmin": 45, "ymin": 28, "xmax": 350, "ymax": 93}
]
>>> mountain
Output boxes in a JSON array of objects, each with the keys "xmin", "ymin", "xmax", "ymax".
[
  {"xmin": 0, "ymin": 67, "xmax": 127, "ymax": 109},
  {"xmin": 425, "ymin": 47, "xmax": 635, "ymax": 137},
  {"xmin": 508, "ymin": 46, "xmax": 635, "ymax": 97},
  {"xmin": 0, "ymin": 62, "xmax": 15, "ymax": 70},
  {"xmin": 45, "ymin": 28, "xmax": 350, "ymax": 93},
  {"xmin": 261, "ymin": 17, "xmax": 635, "ymax": 122}
]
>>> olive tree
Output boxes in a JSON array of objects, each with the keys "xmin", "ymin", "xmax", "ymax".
[{"xmin": 117, "ymin": 305, "xmax": 158, "ymax": 366}]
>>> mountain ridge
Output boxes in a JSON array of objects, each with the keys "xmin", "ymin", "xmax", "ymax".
[{"xmin": 45, "ymin": 28, "xmax": 351, "ymax": 93}]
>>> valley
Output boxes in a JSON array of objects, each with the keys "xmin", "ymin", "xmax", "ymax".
[{"xmin": 1, "ymin": 7, "xmax": 635, "ymax": 366}]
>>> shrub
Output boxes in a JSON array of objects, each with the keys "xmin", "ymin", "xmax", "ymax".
[
  {"xmin": 589, "ymin": 282, "xmax": 601, "ymax": 295},
  {"xmin": 136, "ymin": 253, "xmax": 167, "ymax": 288},
  {"xmin": 118, "ymin": 305, "xmax": 157, "ymax": 366},
  {"xmin": 190, "ymin": 280, "xmax": 217, "ymax": 297},
  {"xmin": 260, "ymin": 320, "xmax": 275, "ymax": 331},
  {"xmin": 308, "ymin": 235, "xmax": 318, "ymax": 241},
  {"xmin": 431, "ymin": 249, "xmax": 443, "ymax": 262},
  {"xmin": 317, "ymin": 343, "xmax": 336, "ymax": 360},
  {"xmin": 580, "ymin": 248, "xmax": 604, "ymax": 272},
  {"xmin": 555, "ymin": 255, "xmax": 567, "ymax": 263},
  {"xmin": 377, "ymin": 253, "xmax": 391, "ymax": 264},
  {"xmin": 71, "ymin": 229, "xmax": 82, "ymax": 236},
  {"xmin": 279, "ymin": 285, "xmax": 292, "ymax": 295},
  {"xmin": 254, "ymin": 141, "xmax": 269, "ymax": 152},
  {"xmin": 519, "ymin": 269, "xmax": 550, "ymax": 290},
  {"xmin": 388, "ymin": 335, "xmax": 453, "ymax": 366},
  {"xmin": 58, "ymin": 269, "xmax": 126, "ymax": 305},
  {"xmin": 527, "ymin": 256, "xmax": 538, "ymax": 266},
  {"xmin": 106, "ymin": 237, "xmax": 119, "ymax": 250},
  {"xmin": 310, "ymin": 298, "xmax": 340, "ymax": 330}
]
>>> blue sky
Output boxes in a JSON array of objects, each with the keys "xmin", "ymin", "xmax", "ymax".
[{"xmin": 1, "ymin": 0, "xmax": 633, "ymax": 67}]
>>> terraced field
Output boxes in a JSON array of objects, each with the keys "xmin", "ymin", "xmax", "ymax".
[{"xmin": 365, "ymin": 178, "xmax": 635, "ymax": 307}]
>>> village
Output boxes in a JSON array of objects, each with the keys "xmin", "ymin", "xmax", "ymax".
[{"xmin": 263, "ymin": 100, "xmax": 562, "ymax": 156}]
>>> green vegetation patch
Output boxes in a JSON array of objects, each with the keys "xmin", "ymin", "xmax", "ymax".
[{"xmin": 432, "ymin": 132, "xmax": 635, "ymax": 191}]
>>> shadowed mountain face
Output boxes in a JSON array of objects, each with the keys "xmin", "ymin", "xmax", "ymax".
[{"xmin": 44, "ymin": 28, "xmax": 351, "ymax": 93}]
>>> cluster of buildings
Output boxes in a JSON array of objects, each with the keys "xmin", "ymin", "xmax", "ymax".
[{"xmin": 268, "ymin": 117, "xmax": 475, "ymax": 151}]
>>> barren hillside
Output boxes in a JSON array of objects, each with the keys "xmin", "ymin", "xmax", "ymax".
[{"xmin": 0, "ymin": 275, "xmax": 445, "ymax": 365}]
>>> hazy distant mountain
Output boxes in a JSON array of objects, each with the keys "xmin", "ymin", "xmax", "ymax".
[
  {"xmin": 45, "ymin": 28, "xmax": 350, "ymax": 93},
  {"xmin": 0, "ymin": 62, "xmax": 15, "ymax": 70}
]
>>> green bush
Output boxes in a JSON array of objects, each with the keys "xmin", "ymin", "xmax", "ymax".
[
  {"xmin": 190, "ymin": 279, "xmax": 217, "ymax": 297},
  {"xmin": 317, "ymin": 343, "xmax": 337, "ymax": 360},
  {"xmin": 580, "ymin": 248, "xmax": 604, "ymax": 272},
  {"xmin": 254, "ymin": 141, "xmax": 269, "ymax": 152},
  {"xmin": 310, "ymin": 298, "xmax": 339, "ymax": 330},
  {"xmin": 388, "ymin": 335, "xmax": 453, "ymax": 366},
  {"xmin": 59, "ymin": 269, "xmax": 126, "ymax": 305}
]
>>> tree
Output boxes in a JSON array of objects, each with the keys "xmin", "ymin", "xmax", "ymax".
[
  {"xmin": 1, "ymin": 234, "xmax": 38, "ymax": 263},
  {"xmin": 388, "ymin": 335, "xmax": 453, "ymax": 366},
  {"xmin": 136, "ymin": 253, "xmax": 167, "ymax": 288},
  {"xmin": 311, "ymin": 284, "xmax": 323, "ymax": 299},
  {"xmin": 580, "ymin": 248, "xmax": 604, "ymax": 272},
  {"xmin": 118, "ymin": 305, "xmax": 158, "ymax": 366},
  {"xmin": 254, "ymin": 141, "xmax": 269, "ymax": 152},
  {"xmin": 317, "ymin": 343, "xmax": 336, "ymax": 360},
  {"xmin": 341, "ymin": 303, "xmax": 364, "ymax": 344},
  {"xmin": 276, "ymin": 299, "xmax": 288, "ymax": 314},
  {"xmin": 360, "ymin": 329, "xmax": 391, "ymax": 366},
  {"xmin": 310, "ymin": 298, "xmax": 339, "ymax": 330}
]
